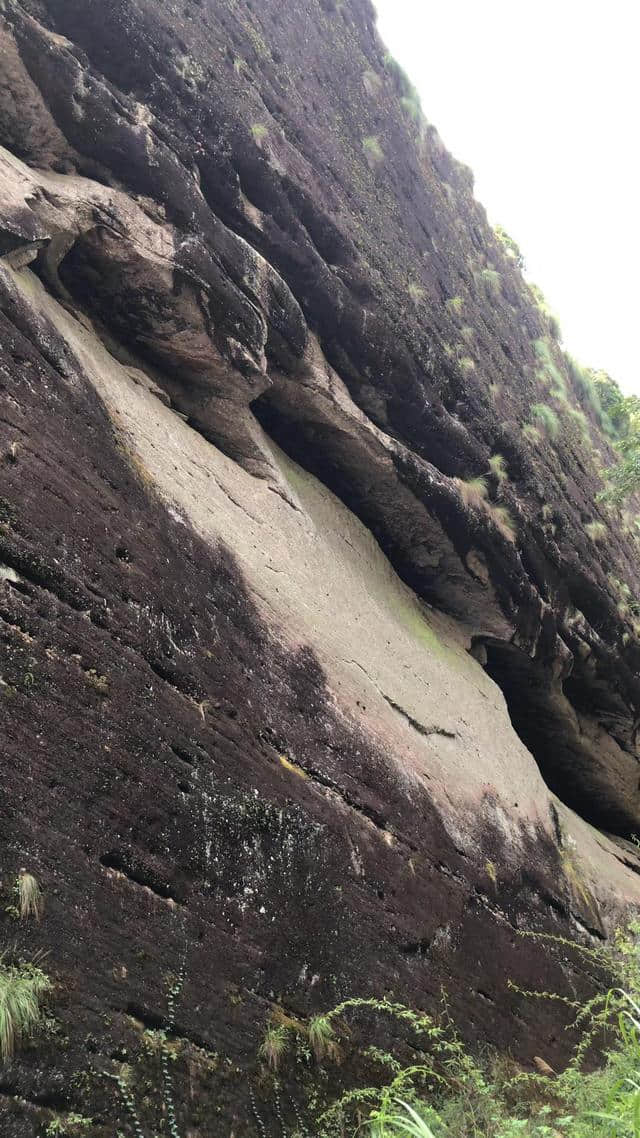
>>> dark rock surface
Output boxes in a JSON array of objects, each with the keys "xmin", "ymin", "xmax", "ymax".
[{"xmin": 1, "ymin": 0, "xmax": 639, "ymax": 1133}]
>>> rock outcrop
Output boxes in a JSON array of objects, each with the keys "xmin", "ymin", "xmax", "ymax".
[{"xmin": 1, "ymin": 0, "xmax": 640, "ymax": 1133}]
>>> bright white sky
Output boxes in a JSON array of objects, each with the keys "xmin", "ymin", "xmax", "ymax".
[{"xmin": 373, "ymin": 0, "xmax": 639, "ymax": 393}]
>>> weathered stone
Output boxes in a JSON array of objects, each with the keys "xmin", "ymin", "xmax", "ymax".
[{"xmin": 1, "ymin": 1, "xmax": 640, "ymax": 1133}]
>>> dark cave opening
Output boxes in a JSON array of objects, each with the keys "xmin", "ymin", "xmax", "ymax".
[{"xmin": 480, "ymin": 639, "xmax": 637, "ymax": 838}]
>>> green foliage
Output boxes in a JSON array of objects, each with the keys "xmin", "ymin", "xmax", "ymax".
[
  {"xmin": 362, "ymin": 135, "xmax": 384, "ymax": 163},
  {"xmin": 400, "ymin": 94, "xmax": 422, "ymax": 123},
  {"xmin": 494, "ymin": 225, "xmax": 525, "ymax": 270},
  {"xmin": 593, "ymin": 371, "xmax": 636, "ymax": 436},
  {"xmin": 530, "ymin": 403, "xmax": 560, "ymax": 439},
  {"xmin": 488, "ymin": 453, "xmax": 508, "ymax": 482},
  {"xmin": 250, "ymin": 122, "xmax": 268, "ymax": 143},
  {"xmin": 529, "ymin": 283, "xmax": 562, "ymax": 340},
  {"xmin": 260, "ymin": 1024, "xmax": 289, "ymax": 1071},
  {"xmin": 0, "ymin": 955, "xmax": 51, "ymax": 1060},
  {"xmin": 45, "ymin": 1115, "xmax": 92, "ymax": 1137},
  {"xmin": 108, "ymin": 959, "xmax": 186, "ymax": 1138},
  {"xmin": 367, "ymin": 924, "xmax": 640, "ymax": 1138},
  {"xmin": 445, "ymin": 296, "xmax": 464, "ymax": 315},
  {"xmin": 533, "ymin": 338, "xmax": 567, "ymax": 395},
  {"xmin": 459, "ymin": 356, "xmax": 475, "ymax": 372},
  {"xmin": 479, "ymin": 267, "xmax": 502, "ymax": 295},
  {"xmin": 597, "ymin": 387, "xmax": 640, "ymax": 503},
  {"xmin": 309, "ymin": 1014, "xmax": 341, "ymax": 1062}
]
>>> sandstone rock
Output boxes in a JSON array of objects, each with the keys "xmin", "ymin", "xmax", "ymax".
[{"xmin": 0, "ymin": 0, "xmax": 639, "ymax": 1133}]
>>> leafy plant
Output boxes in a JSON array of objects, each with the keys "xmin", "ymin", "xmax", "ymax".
[
  {"xmin": 108, "ymin": 959, "xmax": 186, "ymax": 1137},
  {"xmin": 45, "ymin": 1114, "xmax": 92, "ymax": 1136},
  {"xmin": 494, "ymin": 225, "xmax": 525, "ymax": 270},
  {"xmin": 445, "ymin": 296, "xmax": 464, "ymax": 315},
  {"xmin": 250, "ymin": 123, "xmax": 268, "ymax": 143},
  {"xmin": 0, "ymin": 955, "xmax": 51, "ymax": 1060}
]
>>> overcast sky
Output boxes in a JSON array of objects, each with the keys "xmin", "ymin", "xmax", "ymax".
[{"xmin": 373, "ymin": 0, "xmax": 639, "ymax": 393}]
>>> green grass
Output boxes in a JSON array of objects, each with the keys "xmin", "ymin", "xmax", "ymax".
[
  {"xmin": 531, "ymin": 403, "xmax": 560, "ymax": 439},
  {"xmin": 445, "ymin": 296, "xmax": 464, "ymax": 315},
  {"xmin": 479, "ymin": 267, "xmax": 501, "ymax": 294},
  {"xmin": 250, "ymin": 122, "xmax": 268, "ymax": 143},
  {"xmin": 400, "ymin": 94, "xmax": 422, "ymax": 123},
  {"xmin": 488, "ymin": 453, "xmax": 508, "ymax": 482},
  {"xmin": 534, "ymin": 338, "xmax": 567, "ymax": 394},
  {"xmin": 459, "ymin": 356, "xmax": 475, "ymax": 372},
  {"xmin": 0, "ymin": 956, "xmax": 51, "ymax": 1060},
  {"xmin": 259, "ymin": 1023, "xmax": 288, "ymax": 1070},
  {"xmin": 264, "ymin": 923, "xmax": 640, "ymax": 1138},
  {"xmin": 362, "ymin": 135, "xmax": 384, "ymax": 163}
]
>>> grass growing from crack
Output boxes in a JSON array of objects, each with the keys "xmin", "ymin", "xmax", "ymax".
[
  {"xmin": 585, "ymin": 520, "xmax": 608, "ymax": 542},
  {"xmin": 488, "ymin": 453, "xmax": 508, "ymax": 482},
  {"xmin": 455, "ymin": 476, "xmax": 488, "ymax": 508},
  {"xmin": 0, "ymin": 955, "xmax": 51, "ymax": 1060},
  {"xmin": 17, "ymin": 871, "xmax": 43, "ymax": 920},
  {"xmin": 530, "ymin": 402, "xmax": 560, "ymax": 439}
]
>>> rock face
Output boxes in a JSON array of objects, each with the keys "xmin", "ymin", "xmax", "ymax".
[{"xmin": 1, "ymin": 0, "xmax": 640, "ymax": 1133}]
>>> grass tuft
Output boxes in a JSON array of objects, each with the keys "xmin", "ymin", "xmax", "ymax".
[
  {"xmin": 259, "ymin": 1024, "xmax": 288, "ymax": 1071},
  {"xmin": 445, "ymin": 296, "xmax": 464, "ymax": 315},
  {"xmin": 17, "ymin": 872, "xmax": 43, "ymax": 921},
  {"xmin": 490, "ymin": 504, "xmax": 517, "ymax": 542},
  {"xmin": 309, "ymin": 1014, "xmax": 340, "ymax": 1062},
  {"xmin": 456, "ymin": 476, "xmax": 488, "ymax": 508},
  {"xmin": 0, "ymin": 956, "xmax": 51, "ymax": 1060},
  {"xmin": 531, "ymin": 403, "xmax": 560, "ymax": 439},
  {"xmin": 585, "ymin": 520, "xmax": 608, "ymax": 542},
  {"xmin": 488, "ymin": 454, "xmax": 507, "ymax": 482},
  {"xmin": 522, "ymin": 423, "xmax": 541, "ymax": 445}
]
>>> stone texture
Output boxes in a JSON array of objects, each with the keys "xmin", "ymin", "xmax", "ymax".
[{"xmin": 1, "ymin": 0, "xmax": 640, "ymax": 1133}]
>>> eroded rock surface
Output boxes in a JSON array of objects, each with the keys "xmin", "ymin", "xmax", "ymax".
[{"xmin": 1, "ymin": 0, "xmax": 640, "ymax": 1133}]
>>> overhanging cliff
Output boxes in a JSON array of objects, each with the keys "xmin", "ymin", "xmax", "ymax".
[{"xmin": 1, "ymin": 0, "xmax": 640, "ymax": 1134}]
